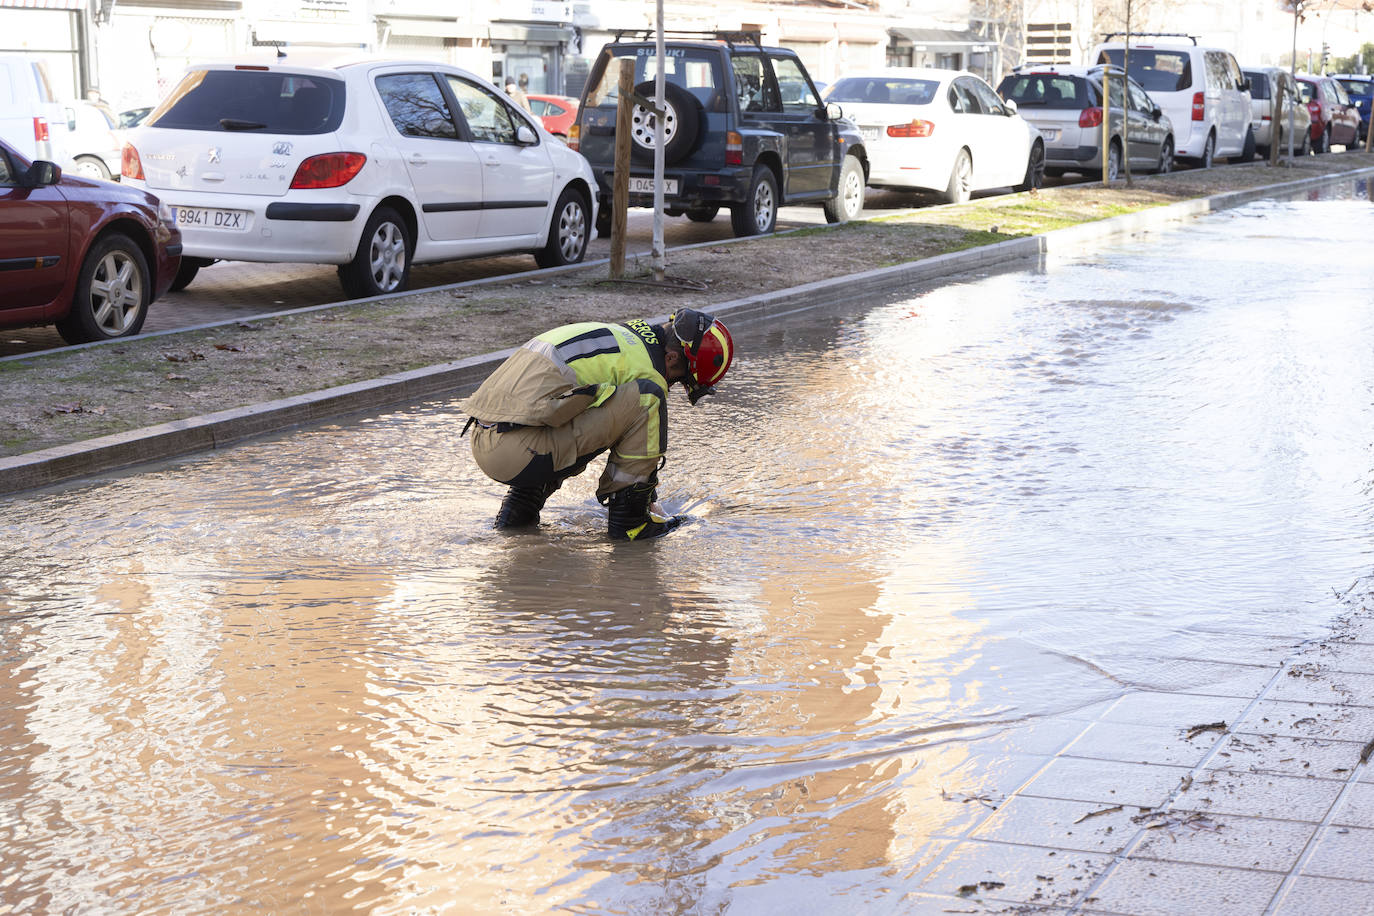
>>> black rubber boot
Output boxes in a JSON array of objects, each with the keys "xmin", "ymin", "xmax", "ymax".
[
  {"xmin": 493, "ymin": 484, "xmax": 555, "ymax": 529},
  {"xmin": 605, "ymin": 482, "xmax": 684, "ymax": 541}
]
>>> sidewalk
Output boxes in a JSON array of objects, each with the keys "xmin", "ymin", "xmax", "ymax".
[
  {"xmin": 6, "ymin": 163, "xmax": 1372, "ymax": 499},
  {"xmin": 903, "ymin": 600, "xmax": 1374, "ymax": 914}
]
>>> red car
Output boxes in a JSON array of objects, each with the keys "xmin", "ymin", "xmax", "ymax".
[
  {"xmin": 1296, "ymin": 74, "xmax": 1361, "ymax": 153},
  {"xmin": 0, "ymin": 136, "xmax": 180, "ymax": 343},
  {"xmin": 526, "ymin": 93, "xmax": 579, "ymax": 138}
]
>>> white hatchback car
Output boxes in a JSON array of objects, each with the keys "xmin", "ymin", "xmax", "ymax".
[
  {"xmin": 824, "ymin": 68, "xmax": 1044, "ymax": 204},
  {"xmin": 122, "ymin": 55, "xmax": 598, "ymax": 298}
]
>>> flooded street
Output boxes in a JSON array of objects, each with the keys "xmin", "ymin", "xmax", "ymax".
[{"xmin": 3, "ymin": 184, "xmax": 1374, "ymax": 914}]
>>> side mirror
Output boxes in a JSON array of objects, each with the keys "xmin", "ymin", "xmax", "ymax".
[
  {"xmin": 1239, "ymin": 78, "xmax": 1250, "ymax": 93},
  {"xmin": 516, "ymin": 123, "xmax": 538, "ymax": 145},
  {"xmin": 1152, "ymin": 106, "xmax": 1163, "ymax": 121},
  {"xmin": 825, "ymin": 101, "xmax": 844, "ymax": 121},
  {"xmin": 1004, "ymin": 98, "xmax": 1019, "ymax": 115},
  {"xmin": 23, "ymin": 160, "xmax": 61, "ymax": 187}
]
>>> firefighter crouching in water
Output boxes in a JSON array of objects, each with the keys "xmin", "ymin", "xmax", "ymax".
[{"xmin": 461, "ymin": 309, "xmax": 735, "ymax": 540}]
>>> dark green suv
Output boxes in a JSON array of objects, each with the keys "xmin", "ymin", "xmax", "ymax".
[{"xmin": 570, "ymin": 31, "xmax": 868, "ymax": 238}]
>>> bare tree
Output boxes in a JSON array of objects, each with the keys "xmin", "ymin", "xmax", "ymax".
[{"xmin": 971, "ymin": 0, "xmax": 1024, "ymax": 79}]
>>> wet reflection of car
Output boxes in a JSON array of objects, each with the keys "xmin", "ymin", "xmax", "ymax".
[
  {"xmin": 122, "ymin": 55, "xmax": 597, "ymax": 299},
  {"xmin": 998, "ymin": 64, "xmax": 1175, "ymax": 180},
  {"xmin": 825, "ymin": 68, "xmax": 1044, "ymax": 204},
  {"xmin": 0, "ymin": 136, "xmax": 181, "ymax": 343}
]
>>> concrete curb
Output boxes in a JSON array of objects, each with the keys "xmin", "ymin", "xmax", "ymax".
[{"xmin": 4, "ymin": 166, "xmax": 1371, "ymax": 497}]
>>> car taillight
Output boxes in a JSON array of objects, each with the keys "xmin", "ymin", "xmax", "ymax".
[
  {"xmin": 726, "ymin": 130, "xmax": 743, "ymax": 166},
  {"xmin": 32, "ymin": 117, "xmax": 48, "ymax": 142},
  {"xmin": 121, "ymin": 143, "xmax": 144, "ymax": 180},
  {"xmin": 289, "ymin": 152, "xmax": 367, "ymax": 189},
  {"xmin": 1192, "ymin": 91, "xmax": 1205, "ymax": 121},
  {"xmin": 1307, "ymin": 101, "xmax": 1321, "ymax": 118},
  {"xmin": 1079, "ymin": 107, "xmax": 1104, "ymax": 128},
  {"xmin": 568, "ymin": 123, "xmax": 580, "ymax": 151},
  {"xmin": 887, "ymin": 120, "xmax": 935, "ymax": 138}
]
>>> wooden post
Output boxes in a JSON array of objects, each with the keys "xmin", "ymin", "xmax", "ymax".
[
  {"xmin": 610, "ymin": 58, "xmax": 633, "ymax": 279},
  {"xmin": 1101, "ymin": 67, "xmax": 1110, "ymax": 185}
]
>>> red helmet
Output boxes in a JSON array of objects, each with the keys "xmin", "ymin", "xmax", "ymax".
[{"xmin": 670, "ymin": 309, "xmax": 734, "ymax": 405}]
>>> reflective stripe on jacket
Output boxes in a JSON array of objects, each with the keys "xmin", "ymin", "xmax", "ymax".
[{"xmin": 460, "ymin": 320, "xmax": 670, "ymax": 460}]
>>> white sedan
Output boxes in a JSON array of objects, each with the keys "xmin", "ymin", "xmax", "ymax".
[
  {"xmin": 825, "ymin": 68, "xmax": 1045, "ymax": 204},
  {"xmin": 122, "ymin": 55, "xmax": 597, "ymax": 299}
]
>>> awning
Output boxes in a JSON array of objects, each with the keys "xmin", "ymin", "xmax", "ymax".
[
  {"xmin": 378, "ymin": 16, "xmax": 469, "ymax": 39},
  {"xmin": 488, "ymin": 22, "xmax": 573, "ymax": 44},
  {"xmin": 888, "ymin": 27, "xmax": 990, "ymax": 50},
  {"xmin": 0, "ymin": 0, "xmax": 86, "ymax": 8}
]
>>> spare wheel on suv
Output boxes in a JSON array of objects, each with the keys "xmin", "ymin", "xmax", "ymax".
[{"xmin": 629, "ymin": 81, "xmax": 701, "ymax": 164}]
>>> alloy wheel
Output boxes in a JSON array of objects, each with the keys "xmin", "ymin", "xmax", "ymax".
[
  {"xmin": 368, "ymin": 221, "xmax": 407, "ymax": 293},
  {"xmin": 89, "ymin": 249, "xmax": 144, "ymax": 336}
]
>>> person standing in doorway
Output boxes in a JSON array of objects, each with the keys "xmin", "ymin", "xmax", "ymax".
[{"xmin": 505, "ymin": 75, "xmax": 532, "ymax": 112}]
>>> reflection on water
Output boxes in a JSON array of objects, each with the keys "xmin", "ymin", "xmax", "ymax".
[{"xmin": 2, "ymin": 193, "xmax": 1373, "ymax": 912}]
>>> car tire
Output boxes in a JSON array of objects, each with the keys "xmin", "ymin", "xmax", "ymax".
[
  {"xmin": 169, "ymin": 257, "xmax": 211, "ymax": 293},
  {"xmin": 823, "ymin": 154, "xmax": 865, "ymax": 224},
  {"xmin": 1229, "ymin": 127, "xmax": 1256, "ymax": 164},
  {"xmin": 1155, "ymin": 137, "xmax": 1174, "ymax": 174},
  {"xmin": 942, "ymin": 148, "xmax": 972, "ymax": 204},
  {"xmin": 72, "ymin": 155, "xmax": 111, "ymax": 181},
  {"xmin": 338, "ymin": 206, "xmax": 411, "ymax": 299},
  {"xmin": 535, "ymin": 186, "xmax": 590, "ymax": 268},
  {"xmin": 1016, "ymin": 141, "xmax": 1045, "ymax": 192},
  {"xmin": 1100, "ymin": 141, "xmax": 1122, "ymax": 182},
  {"xmin": 686, "ymin": 206, "xmax": 720, "ymax": 223},
  {"xmin": 1200, "ymin": 132, "xmax": 1216, "ymax": 168},
  {"xmin": 730, "ymin": 165, "xmax": 778, "ymax": 237},
  {"xmin": 630, "ymin": 81, "xmax": 700, "ymax": 165},
  {"xmin": 1299, "ymin": 130, "xmax": 1311, "ymax": 157},
  {"xmin": 1315, "ymin": 126, "xmax": 1330, "ymax": 154},
  {"xmin": 55, "ymin": 232, "xmax": 150, "ymax": 344}
]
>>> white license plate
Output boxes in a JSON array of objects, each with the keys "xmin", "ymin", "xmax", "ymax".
[
  {"xmin": 171, "ymin": 206, "xmax": 249, "ymax": 231},
  {"xmin": 862, "ymin": 127, "xmax": 880, "ymax": 141},
  {"xmin": 1039, "ymin": 129, "xmax": 1061, "ymax": 142},
  {"xmin": 628, "ymin": 176, "xmax": 679, "ymax": 194}
]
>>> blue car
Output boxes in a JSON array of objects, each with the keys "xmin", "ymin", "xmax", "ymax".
[{"xmin": 1332, "ymin": 73, "xmax": 1372, "ymax": 148}]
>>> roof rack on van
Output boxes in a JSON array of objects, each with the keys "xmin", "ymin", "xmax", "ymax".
[
  {"xmin": 611, "ymin": 28, "xmax": 763, "ymax": 49},
  {"xmin": 1103, "ymin": 32, "xmax": 1198, "ymax": 45}
]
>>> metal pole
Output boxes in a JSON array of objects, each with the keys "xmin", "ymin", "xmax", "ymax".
[
  {"xmin": 1289, "ymin": 5, "xmax": 1298, "ymax": 159},
  {"xmin": 1123, "ymin": 5, "xmax": 1132, "ymax": 185},
  {"xmin": 651, "ymin": 0, "xmax": 665, "ymax": 282}
]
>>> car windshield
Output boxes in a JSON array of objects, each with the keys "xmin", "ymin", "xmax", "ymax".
[
  {"xmin": 584, "ymin": 47, "xmax": 725, "ymax": 113},
  {"xmin": 145, "ymin": 69, "xmax": 346, "ymax": 134},
  {"xmin": 1335, "ymin": 77, "xmax": 1369, "ymax": 96},
  {"xmin": 1098, "ymin": 48, "xmax": 1192, "ymax": 93},
  {"xmin": 1244, "ymin": 72, "xmax": 1270, "ymax": 100},
  {"xmin": 825, "ymin": 77, "xmax": 939, "ymax": 105},
  {"xmin": 998, "ymin": 73, "xmax": 1091, "ymax": 108}
]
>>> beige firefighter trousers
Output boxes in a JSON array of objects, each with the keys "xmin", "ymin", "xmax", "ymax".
[{"xmin": 469, "ymin": 383, "xmax": 661, "ymax": 498}]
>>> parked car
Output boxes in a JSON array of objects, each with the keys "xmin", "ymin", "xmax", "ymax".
[
  {"xmin": 0, "ymin": 136, "xmax": 181, "ymax": 343},
  {"xmin": 1329, "ymin": 73, "xmax": 1371, "ymax": 148},
  {"xmin": 117, "ymin": 105, "xmax": 155, "ymax": 129},
  {"xmin": 526, "ymin": 93, "xmax": 578, "ymax": 138},
  {"xmin": 998, "ymin": 64, "xmax": 1174, "ymax": 179},
  {"xmin": 570, "ymin": 31, "xmax": 867, "ymax": 237},
  {"xmin": 1242, "ymin": 67, "xmax": 1311, "ymax": 158},
  {"xmin": 122, "ymin": 54, "xmax": 597, "ymax": 298},
  {"xmin": 0, "ymin": 53, "xmax": 69, "ymax": 165},
  {"xmin": 825, "ymin": 67, "xmax": 1044, "ymax": 203},
  {"xmin": 1296, "ymin": 73, "xmax": 1361, "ymax": 153},
  {"xmin": 1091, "ymin": 34, "xmax": 1253, "ymax": 166},
  {"xmin": 60, "ymin": 99, "xmax": 123, "ymax": 180}
]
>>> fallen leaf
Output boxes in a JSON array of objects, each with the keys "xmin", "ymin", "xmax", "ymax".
[
  {"xmin": 165, "ymin": 373, "xmax": 188, "ymax": 381},
  {"xmin": 147, "ymin": 404, "xmax": 175, "ymax": 410},
  {"xmin": 214, "ymin": 344, "xmax": 244, "ymax": 352}
]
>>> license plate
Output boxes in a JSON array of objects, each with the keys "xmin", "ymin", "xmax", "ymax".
[
  {"xmin": 1040, "ymin": 129, "xmax": 1061, "ymax": 142},
  {"xmin": 171, "ymin": 207, "xmax": 248, "ymax": 230},
  {"xmin": 628, "ymin": 176, "xmax": 679, "ymax": 194},
  {"xmin": 862, "ymin": 127, "xmax": 880, "ymax": 141}
]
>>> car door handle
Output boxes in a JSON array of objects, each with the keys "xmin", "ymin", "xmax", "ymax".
[
  {"xmin": 408, "ymin": 153, "xmax": 427, "ymax": 166},
  {"xmin": 484, "ymin": 157, "xmax": 501, "ymax": 167}
]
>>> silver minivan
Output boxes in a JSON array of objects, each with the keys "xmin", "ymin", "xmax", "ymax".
[{"xmin": 1090, "ymin": 36, "xmax": 1253, "ymax": 167}]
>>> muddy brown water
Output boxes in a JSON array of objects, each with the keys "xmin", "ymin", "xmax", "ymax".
[{"xmin": 1, "ymin": 182, "xmax": 1373, "ymax": 913}]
